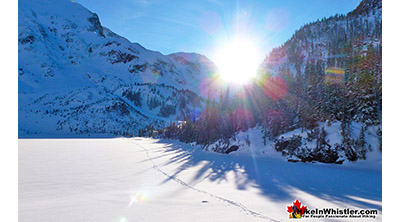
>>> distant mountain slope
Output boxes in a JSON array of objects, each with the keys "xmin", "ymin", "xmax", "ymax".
[
  {"xmin": 261, "ymin": 0, "xmax": 381, "ymax": 77},
  {"xmin": 18, "ymin": 0, "xmax": 217, "ymax": 137}
]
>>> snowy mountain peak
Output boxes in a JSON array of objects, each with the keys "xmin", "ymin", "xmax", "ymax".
[{"xmin": 18, "ymin": 0, "xmax": 217, "ymax": 137}]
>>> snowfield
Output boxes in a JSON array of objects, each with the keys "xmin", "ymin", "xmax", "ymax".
[{"xmin": 19, "ymin": 138, "xmax": 381, "ymax": 221}]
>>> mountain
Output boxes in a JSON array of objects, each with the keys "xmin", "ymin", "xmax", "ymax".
[
  {"xmin": 162, "ymin": 0, "xmax": 382, "ymax": 164},
  {"xmin": 257, "ymin": 0, "xmax": 382, "ymax": 127},
  {"xmin": 261, "ymin": 0, "xmax": 381, "ymax": 78},
  {"xmin": 18, "ymin": 0, "xmax": 217, "ymax": 137}
]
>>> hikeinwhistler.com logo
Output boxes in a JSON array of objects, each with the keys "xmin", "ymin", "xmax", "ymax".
[{"xmin": 287, "ymin": 199, "xmax": 379, "ymax": 219}]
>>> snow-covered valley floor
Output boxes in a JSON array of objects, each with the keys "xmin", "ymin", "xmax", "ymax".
[{"xmin": 19, "ymin": 138, "xmax": 381, "ymax": 221}]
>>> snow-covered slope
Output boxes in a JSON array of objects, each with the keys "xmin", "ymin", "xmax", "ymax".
[
  {"xmin": 18, "ymin": 0, "xmax": 217, "ymax": 137},
  {"xmin": 206, "ymin": 121, "xmax": 381, "ymax": 167}
]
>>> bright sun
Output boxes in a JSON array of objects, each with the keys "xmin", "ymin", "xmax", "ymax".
[{"xmin": 215, "ymin": 38, "xmax": 260, "ymax": 85}]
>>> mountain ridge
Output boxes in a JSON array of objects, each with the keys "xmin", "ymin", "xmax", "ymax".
[{"xmin": 18, "ymin": 0, "xmax": 217, "ymax": 137}]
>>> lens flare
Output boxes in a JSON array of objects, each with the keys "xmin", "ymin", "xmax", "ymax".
[
  {"xmin": 141, "ymin": 69, "xmax": 161, "ymax": 84},
  {"xmin": 231, "ymin": 107, "xmax": 255, "ymax": 131},
  {"xmin": 128, "ymin": 190, "xmax": 150, "ymax": 207},
  {"xmin": 262, "ymin": 76, "xmax": 288, "ymax": 100},
  {"xmin": 324, "ymin": 67, "xmax": 344, "ymax": 84},
  {"xmin": 199, "ymin": 75, "xmax": 226, "ymax": 99}
]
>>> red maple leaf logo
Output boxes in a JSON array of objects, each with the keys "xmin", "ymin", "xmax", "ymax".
[{"xmin": 287, "ymin": 199, "xmax": 307, "ymax": 218}]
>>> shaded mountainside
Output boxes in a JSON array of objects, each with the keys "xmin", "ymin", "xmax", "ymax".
[
  {"xmin": 257, "ymin": 0, "xmax": 382, "ymax": 128},
  {"xmin": 18, "ymin": 0, "xmax": 217, "ymax": 137},
  {"xmin": 261, "ymin": 0, "xmax": 381, "ymax": 77}
]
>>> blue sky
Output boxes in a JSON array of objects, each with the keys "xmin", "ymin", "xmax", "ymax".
[{"xmin": 76, "ymin": 0, "xmax": 361, "ymax": 63}]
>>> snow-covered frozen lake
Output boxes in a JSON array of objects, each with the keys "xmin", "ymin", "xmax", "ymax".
[{"xmin": 19, "ymin": 138, "xmax": 381, "ymax": 221}]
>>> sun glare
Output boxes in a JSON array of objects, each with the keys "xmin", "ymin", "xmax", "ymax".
[{"xmin": 215, "ymin": 38, "xmax": 261, "ymax": 85}]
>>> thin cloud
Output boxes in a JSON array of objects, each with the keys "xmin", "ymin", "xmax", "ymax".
[{"xmin": 135, "ymin": 0, "xmax": 150, "ymax": 6}]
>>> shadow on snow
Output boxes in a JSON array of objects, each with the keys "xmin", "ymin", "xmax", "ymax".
[{"xmin": 141, "ymin": 138, "xmax": 381, "ymax": 210}]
